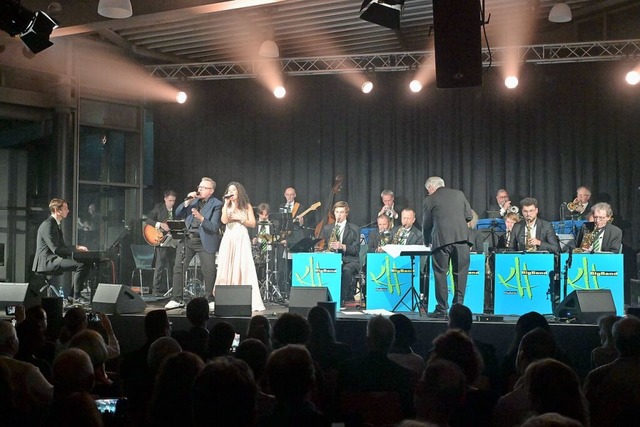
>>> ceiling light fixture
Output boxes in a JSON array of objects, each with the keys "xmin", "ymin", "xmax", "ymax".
[
  {"xmin": 259, "ymin": 39, "xmax": 279, "ymax": 58},
  {"xmin": 548, "ymin": 3, "xmax": 572, "ymax": 23},
  {"xmin": 98, "ymin": 0, "xmax": 133, "ymax": 19}
]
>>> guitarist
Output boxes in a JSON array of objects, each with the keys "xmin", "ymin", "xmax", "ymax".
[
  {"xmin": 280, "ymin": 187, "xmax": 311, "ymax": 295},
  {"xmin": 145, "ymin": 190, "xmax": 177, "ymax": 296}
]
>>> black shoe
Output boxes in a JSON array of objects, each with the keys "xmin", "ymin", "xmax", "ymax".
[{"xmin": 427, "ymin": 310, "xmax": 447, "ymax": 319}]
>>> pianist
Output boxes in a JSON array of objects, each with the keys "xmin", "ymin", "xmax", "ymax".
[{"xmin": 33, "ymin": 198, "xmax": 91, "ymax": 304}]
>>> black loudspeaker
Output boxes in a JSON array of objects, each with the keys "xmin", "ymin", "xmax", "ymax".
[
  {"xmin": 289, "ymin": 286, "xmax": 329, "ymax": 318},
  {"xmin": 433, "ymin": 0, "xmax": 482, "ymax": 88},
  {"xmin": 0, "ymin": 282, "xmax": 40, "ymax": 309},
  {"xmin": 92, "ymin": 284, "xmax": 146, "ymax": 315},
  {"xmin": 553, "ymin": 290, "xmax": 616, "ymax": 324},
  {"xmin": 359, "ymin": 0, "xmax": 405, "ymax": 30},
  {"xmin": 215, "ymin": 286, "xmax": 252, "ymax": 317}
]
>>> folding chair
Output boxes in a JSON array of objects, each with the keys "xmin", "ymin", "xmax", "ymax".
[{"xmin": 130, "ymin": 244, "xmax": 155, "ymax": 297}]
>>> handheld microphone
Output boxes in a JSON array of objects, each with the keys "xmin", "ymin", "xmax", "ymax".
[
  {"xmin": 223, "ymin": 194, "xmax": 232, "ymax": 199},
  {"xmin": 184, "ymin": 191, "xmax": 199, "ymax": 202}
]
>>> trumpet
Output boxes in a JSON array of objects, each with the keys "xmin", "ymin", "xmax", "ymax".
[
  {"xmin": 507, "ymin": 205, "xmax": 519, "ymax": 214},
  {"xmin": 567, "ymin": 198, "xmax": 581, "ymax": 212}
]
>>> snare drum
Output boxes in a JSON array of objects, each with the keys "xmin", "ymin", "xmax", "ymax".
[{"xmin": 252, "ymin": 241, "xmax": 266, "ymax": 265}]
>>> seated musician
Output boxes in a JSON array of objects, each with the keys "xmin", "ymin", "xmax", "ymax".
[
  {"xmin": 575, "ymin": 202, "xmax": 622, "ymax": 253},
  {"xmin": 566, "ymin": 186, "xmax": 592, "ymax": 219},
  {"xmin": 497, "ymin": 212, "xmax": 520, "ymax": 250},
  {"xmin": 508, "ymin": 198, "xmax": 560, "ymax": 254},
  {"xmin": 368, "ymin": 214, "xmax": 392, "ymax": 253},
  {"xmin": 321, "ymin": 201, "xmax": 361, "ymax": 307},
  {"xmin": 390, "ymin": 208, "xmax": 424, "ymax": 246},
  {"xmin": 466, "ymin": 210, "xmax": 485, "ymax": 252},
  {"xmin": 32, "ymin": 198, "xmax": 91, "ymax": 304}
]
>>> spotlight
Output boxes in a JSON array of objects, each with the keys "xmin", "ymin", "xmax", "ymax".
[
  {"xmin": 548, "ymin": 3, "xmax": 572, "ymax": 23},
  {"xmin": 409, "ymin": 80, "xmax": 422, "ymax": 93},
  {"xmin": 359, "ymin": 0, "xmax": 405, "ymax": 30},
  {"xmin": 361, "ymin": 81, "xmax": 374, "ymax": 94},
  {"xmin": 0, "ymin": 2, "xmax": 58, "ymax": 54},
  {"xmin": 505, "ymin": 75, "xmax": 519, "ymax": 89},
  {"xmin": 259, "ymin": 39, "xmax": 279, "ymax": 58},
  {"xmin": 274, "ymin": 86, "xmax": 286, "ymax": 98},
  {"xmin": 176, "ymin": 91, "xmax": 187, "ymax": 104},
  {"xmin": 625, "ymin": 70, "xmax": 640, "ymax": 86},
  {"xmin": 98, "ymin": 0, "xmax": 133, "ymax": 19}
]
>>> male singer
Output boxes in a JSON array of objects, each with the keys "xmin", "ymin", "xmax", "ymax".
[
  {"xmin": 145, "ymin": 190, "xmax": 177, "ymax": 296},
  {"xmin": 166, "ymin": 177, "xmax": 222, "ymax": 310},
  {"xmin": 33, "ymin": 198, "xmax": 91, "ymax": 304},
  {"xmin": 422, "ymin": 177, "xmax": 473, "ymax": 318}
]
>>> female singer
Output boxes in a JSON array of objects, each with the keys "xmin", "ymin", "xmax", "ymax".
[{"xmin": 214, "ymin": 182, "xmax": 265, "ymax": 312}]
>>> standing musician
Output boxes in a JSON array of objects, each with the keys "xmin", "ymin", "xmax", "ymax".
[
  {"xmin": 390, "ymin": 208, "xmax": 423, "ymax": 246},
  {"xmin": 567, "ymin": 186, "xmax": 592, "ymax": 219},
  {"xmin": 575, "ymin": 202, "xmax": 622, "ymax": 253},
  {"xmin": 368, "ymin": 214, "xmax": 392, "ymax": 253},
  {"xmin": 33, "ymin": 198, "xmax": 91, "ymax": 305},
  {"xmin": 508, "ymin": 197, "xmax": 560, "ymax": 254},
  {"xmin": 166, "ymin": 177, "xmax": 222, "ymax": 310},
  {"xmin": 145, "ymin": 190, "xmax": 177, "ymax": 296},
  {"xmin": 321, "ymin": 201, "xmax": 361, "ymax": 307},
  {"xmin": 377, "ymin": 189, "xmax": 400, "ymax": 228}
]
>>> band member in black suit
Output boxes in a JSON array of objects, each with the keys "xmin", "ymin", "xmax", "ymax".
[
  {"xmin": 166, "ymin": 178, "xmax": 223, "ymax": 310},
  {"xmin": 508, "ymin": 197, "xmax": 560, "ymax": 253},
  {"xmin": 495, "ymin": 189, "xmax": 514, "ymax": 218},
  {"xmin": 32, "ymin": 198, "xmax": 91, "ymax": 304},
  {"xmin": 497, "ymin": 212, "xmax": 520, "ymax": 250},
  {"xmin": 368, "ymin": 214, "xmax": 392, "ymax": 253},
  {"xmin": 575, "ymin": 202, "xmax": 622, "ymax": 253},
  {"xmin": 422, "ymin": 177, "xmax": 473, "ymax": 317},
  {"xmin": 377, "ymin": 189, "xmax": 400, "ymax": 228},
  {"xmin": 280, "ymin": 187, "xmax": 307, "ymax": 245},
  {"xmin": 145, "ymin": 190, "xmax": 177, "ymax": 296},
  {"xmin": 390, "ymin": 208, "xmax": 424, "ymax": 245},
  {"xmin": 322, "ymin": 201, "xmax": 361, "ymax": 307},
  {"xmin": 567, "ymin": 186, "xmax": 592, "ymax": 220}
]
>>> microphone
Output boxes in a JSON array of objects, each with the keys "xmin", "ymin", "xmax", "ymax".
[
  {"xmin": 184, "ymin": 191, "xmax": 199, "ymax": 202},
  {"xmin": 567, "ymin": 247, "xmax": 573, "ymax": 268},
  {"xmin": 223, "ymin": 194, "xmax": 232, "ymax": 199}
]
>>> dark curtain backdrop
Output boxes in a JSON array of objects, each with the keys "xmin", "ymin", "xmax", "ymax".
[{"xmin": 153, "ymin": 62, "xmax": 640, "ymax": 250}]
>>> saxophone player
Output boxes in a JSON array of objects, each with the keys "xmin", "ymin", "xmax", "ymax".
[
  {"xmin": 368, "ymin": 214, "xmax": 392, "ymax": 253},
  {"xmin": 575, "ymin": 203, "xmax": 622, "ymax": 253},
  {"xmin": 508, "ymin": 198, "xmax": 560, "ymax": 254},
  {"xmin": 377, "ymin": 189, "xmax": 400, "ymax": 228},
  {"xmin": 390, "ymin": 208, "xmax": 423, "ymax": 246}
]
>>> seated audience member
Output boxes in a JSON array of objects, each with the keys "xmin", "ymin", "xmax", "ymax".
[
  {"xmin": 20, "ymin": 305, "xmax": 56, "ymax": 365},
  {"xmin": 207, "ymin": 321, "xmax": 236, "ymax": 359},
  {"xmin": 235, "ymin": 338, "xmax": 276, "ymax": 418},
  {"xmin": 272, "ymin": 312, "xmax": 310, "ymax": 349},
  {"xmin": 259, "ymin": 344, "xmax": 329, "ymax": 427},
  {"xmin": 15, "ymin": 314, "xmax": 52, "ymax": 381},
  {"xmin": 388, "ymin": 313, "xmax": 424, "ymax": 379},
  {"xmin": 591, "ymin": 314, "xmax": 621, "ymax": 369},
  {"xmin": 523, "ymin": 358, "xmax": 588, "ymax": 426},
  {"xmin": 68, "ymin": 329, "xmax": 117, "ymax": 397},
  {"xmin": 414, "ymin": 359, "xmax": 467, "ymax": 426},
  {"xmin": 39, "ymin": 391, "xmax": 104, "ymax": 427},
  {"xmin": 584, "ymin": 315, "xmax": 640, "ymax": 427},
  {"xmin": 192, "ymin": 357, "xmax": 257, "ymax": 427},
  {"xmin": 338, "ymin": 315, "xmax": 414, "ymax": 418},
  {"xmin": 520, "ymin": 413, "xmax": 584, "ymax": 427},
  {"xmin": 0, "ymin": 320, "xmax": 53, "ymax": 413},
  {"xmin": 0, "ymin": 360, "xmax": 20, "ymax": 425},
  {"xmin": 493, "ymin": 328, "xmax": 558, "ymax": 427},
  {"xmin": 172, "ymin": 297, "xmax": 210, "ymax": 361},
  {"xmin": 448, "ymin": 303, "xmax": 499, "ymax": 391},
  {"xmin": 246, "ymin": 315, "xmax": 272, "ymax": 351},
  {"xmin": 147, "ymin": 336, "xmax": 182, "ymax": 378},
  {"xmin": 307, "ymin": 306, "xmax": 352, "ymax": 371},
  {"xmin": 429, "ymin": 329, "xmax": 497, "ymax": 427},
  {"xmin": 51, "ymin": 348, "xmax": 95, "ymax": 397},
  {"xmin": 55, "ymin": 308, "xmax": 120, "ymax": 360},
  {"xmin": 148, "ymin": 351, "xmax": 205, "ymax": 427}
]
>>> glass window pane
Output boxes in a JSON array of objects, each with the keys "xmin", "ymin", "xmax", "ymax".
[{"xmin": 79, "ymin": 126, "xmax": 140, "ymax": 184}]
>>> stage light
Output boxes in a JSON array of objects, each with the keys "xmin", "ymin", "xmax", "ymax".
[
  {"xmin": 359, "ymin": 0, "xmax": 405, "ymax": 30},
  {"xmin": 548, "ymin": 3, "xmax": 572, "ymax": 23},
  {"xmin": 409, "ymin": 80, "xmax": 422, "ymax": 93},
  {"xmin": 0, "ymin": 2, "xmax": 58, "ymax": 54},
  {"xmin": 505, "ymin": 75, "xmax": 519, "ymax": 89},
  {"xmin": 98, "ymin": 0, "xmax": 133, "ymax": 19},
  {"xmin": 361, "ymin": 80, "xmax": 373, "ymax": 94},
  {"xmin": 259, "ymin": 39, "xmax": 279, "ymax": 58},
  {"xmin": 274, "ymin": 86, "xmax": 286, "ymax": 98},
  {"xmin": 625, "ymin": 70, "xmax": 640, "ymax": 86},
  {"xmin": 176, "ymin": 91, "xmax": 187, "ymax": 104}
]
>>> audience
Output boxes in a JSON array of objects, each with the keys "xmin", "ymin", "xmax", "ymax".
[
  {"xmin": 39, "ymin": 391, "xmax": 104, "ymax": 427},
  {"xmin": 591, "ymin": 314, "xmax": 621, "ymax": 369},
  {"xmin": 388, "ymin": 313, "xmax": 425, "ymax": 379},
  {"xmin": 208, "ymin": 321, "xmax": 236, "ymax": 359},
  {"xmin": 147, "ymin": 336, "xmax": 182, "ymax": 377},
  {"xmin": 520, "ymin": 413, "xmax": 584, "ymax": 427},
  {"xmin": 235, "ymin": 338, "xmax": 276, "ymax": 418},
  {"xmin": 307, "ymin": 306, "xmax": 352, "ymax": 371},
  {"xmin": 272, "ymin": 312, "xmax": 310, "ymax": 349},
  {"xmin": 68, "ymin": 329, "xmax": 116, "ymax": 397},
  {"xmin": 414, "ymin": 358, "xmax": 467, "ymax": 426},
  {"xmin": 15, "ymin": 314, "xmax": 52, "ymax": 381},
  {"xmin": 172, "ymin": 297, "xmax": 210, "ymax": 361},
  {"xmin": 55, "ymin": 308, "xmax": 120, "ymax": 360},
  {"xmin": 51, "ymin": 348, "xmax": 95, "ymax": 397},
  {"xmin": 246, "ymin": 314, "xmax": 272, "ymax": 351},
  {"xmin": 584, "ymin": 315, "xmax": 640, "ymax": 427}
]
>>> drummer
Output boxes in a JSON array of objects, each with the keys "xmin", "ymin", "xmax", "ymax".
[{"xmin": 252, "ymin": 202, "xmax": 273, "ymax": 245}]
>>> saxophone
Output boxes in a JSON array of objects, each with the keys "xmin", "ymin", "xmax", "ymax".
[
  {"xmin": 574, "ymin": 225, "xmax": 600, "ymax": 253},
  {"xmin": 380, "ymin": 230, "xmax": 391, "ymax": 247},
  {"xmin": 525, "ymin": 224, "xmax": 537, "ymax": 252},
  {"xmin": 391, "ymin": 227, "xmax": 405, "ymax": 245},
  {"xmin": 327, "ymin": 224, "xmax": 339, "ymax": 252}
]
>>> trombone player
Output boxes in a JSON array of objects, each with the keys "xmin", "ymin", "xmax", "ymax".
[{"xmin": 575, "ymin": 202, "xmax": 622, "ymax": 253}]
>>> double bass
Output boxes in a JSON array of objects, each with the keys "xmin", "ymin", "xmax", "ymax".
[{"xmin": 314, "ymin": 174, "xmax": 343, "ymax": 250}]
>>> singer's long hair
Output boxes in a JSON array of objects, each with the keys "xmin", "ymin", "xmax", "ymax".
[{"xmin": 226, "ymin": 181, "xmax": 251, "ymax": 211}]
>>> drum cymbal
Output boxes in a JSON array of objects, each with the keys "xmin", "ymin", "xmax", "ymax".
[{"xmin": 259, "ymin": 234, "xmax": 279, "ymax": 243}]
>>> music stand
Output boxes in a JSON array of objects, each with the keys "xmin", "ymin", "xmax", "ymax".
[
  {"xmin": 289, "ymin": 237, "xmax": 322, "ymax": 253},
  {"xmin": 166, "ymin": 220, "xmax": 188, "ymax": 303},
  {"xmin": 387, "ymin": 245, "xmax": 431, "ymax": 315}
]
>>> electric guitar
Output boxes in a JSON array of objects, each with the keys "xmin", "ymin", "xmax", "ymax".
[{"xmin": 143, "ymin": 223, "xmax": 168, "ymax": 246}]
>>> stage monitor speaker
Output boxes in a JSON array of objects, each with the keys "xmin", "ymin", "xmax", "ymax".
[
  {"xmin": 433, "ymin": 0, "xmax": 482, "ymax": 88},
  {"xmin": 92, "ymin": 284, "xmax": 146, "ymax": 315},
  {"xmin": 289, "ymin": 286, "xmax": 329, "ymax": 318},
  {"xmin": 215, "ymin": 286, "xmax": 252, "ymax": 317},
  {"xmin": 0, "ymin": 282, "xmax": 40, "ymax": 309},
  {"xmin": 553, "ymin": 289, "xmax": 616, "ymax": 324}
]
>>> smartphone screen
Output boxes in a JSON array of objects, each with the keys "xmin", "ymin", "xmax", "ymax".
[
  {"xmin": 231, "ymin": 333, "xmax": 240, "ymax": 352},
  {"xmin": 95, "ymin": 399, "xmax": 118, "ymax": 414},
  {"xmin": 5, "ymin": 305, "xmax": 16, "ymax": 316}
]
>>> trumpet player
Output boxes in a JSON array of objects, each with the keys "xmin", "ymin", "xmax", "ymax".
[
  {"xmin": 390, "ymin": 208, "xmax": 423, "ymax": 246},
  {"xmin": 368, "ymin": 214, "xmax": 392, "ymax": 253},
  {"xmin": 496, "ymin": 189, "xmax": 515, "ymax": 217},
  {"xmin": 377, "ymin": 189, "xmax": 400, "ymax": 228},
  {"xmin": 575, "ymin": 203, "xmax": 622, "ymax": 253},
  {"xmin": 566, "ymin": 186, "xmax": 592, "ymax": 219},
  {"xmin": 508, "ymin": 197, "xmax": 560, "ymax": 254}
]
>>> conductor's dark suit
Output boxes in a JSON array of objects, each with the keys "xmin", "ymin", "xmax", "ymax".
[
  {"xmin": 322, "ymin": 222, "xmax": 361, "ymax": 304},
  {"xmin": 32, "ymin": 216, "xmax": 90, "ymax": 299},
  {"xmin": 422, "ymin": 187, "xmax": 473, "ymax": 314},
  {"xmin": 509, "ymin": 219, "xmax": 560, "ymax": 254},
  {"xmin": 145, "ymin": 203, "xmax": 176, "ymax": 294}
]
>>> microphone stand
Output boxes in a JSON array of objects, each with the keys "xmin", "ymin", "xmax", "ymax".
[{"xmin": 559, "ymin": 247, "xmax": 573, "ymax": 310}]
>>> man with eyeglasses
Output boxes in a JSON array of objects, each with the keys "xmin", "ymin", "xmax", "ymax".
[
  {"xmin": 575, "ymin": 202, "xmax": 622, "ymax": 253},
  {"xmin": 166, "ymin": 177, "xmax": 223, "ymax": 310}
]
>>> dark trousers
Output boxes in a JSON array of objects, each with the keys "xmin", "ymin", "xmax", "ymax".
[
  {"xmin": 172, "ymin": 237, "xmax": 216, "ymax": 301},
  {"xmin": 431, "ymin": 242, "xmax": 470, "ymax": 313},
  {"xmin": 52, "ymin": 258, "xmax": 91, "ymax": 299},
  {"xmin": 341, "ymin": 261, "xmax": 360, "ymax": 304},
  {"xmin": 152, "ymin": 247, "xmax": 176, "ymax": 293}
]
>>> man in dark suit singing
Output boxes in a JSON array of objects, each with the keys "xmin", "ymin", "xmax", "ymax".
[
  {"xmin": 166, "ymin": 177, "xmax": 222, "ymax": 310},
  {"xmin": 508, "ymin": 197, "xmax": 560, "ymax": 254},
  {"xmin": 422, "ymin": 177, "xmax": 474, "ymax": 317},
  {"xmin": 322, "ymin": 201, "xmax": 361, "ymax": 307},
  {"xmin": 145, "ymin": 190, "xmax": 177, "ymax": 296},
  {"xmin": 32, "ymin": 198, "xmax": 91, "ymax": 304}
]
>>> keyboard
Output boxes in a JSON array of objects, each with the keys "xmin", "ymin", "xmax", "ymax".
[{"xmin": 72, "ymin": 250, "xmax": 111, "ymax": 263}]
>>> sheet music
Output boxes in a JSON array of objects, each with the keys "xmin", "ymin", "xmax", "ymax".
[{"xmin": 382, "ymin": 244, "xmax": 431, "ymax": 258}]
